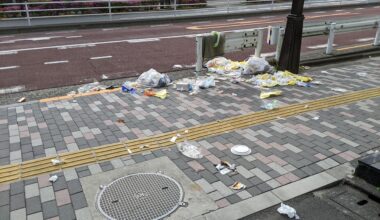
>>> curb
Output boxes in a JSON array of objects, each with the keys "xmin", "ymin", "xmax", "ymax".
[{"xmin": 1, "ymin": 1, "xmax": 380, "ymax": 33}]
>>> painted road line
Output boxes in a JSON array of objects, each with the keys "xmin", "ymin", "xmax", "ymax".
[
  {"xmin": 127, "ymin": 38, "xmax": 160, "ymax": 43},
  {"xmin": 0, "ymin": 40, "xmax": 15, "ymax": 44},
  {"xmin": 336, "ymin": 43, "xmax": 372, "ymax": 51},
  {"xmin": 227, "ymin": 18, "xmax": 245, "ymax": 22},
  {"xmin": 0, "ymin": 35, "xmax": 14, "ymax": 39},
  {"xmin": 90, "ymin": 56, "xmax": 113, "ymax": 60},
  {"xmin": 191, "ymin": 21, "xmax": 211, "ymax": 24},
  {"xmin": 102, "ymin": 28, "xmax": 123, "ymax": 31},
  {"xmin": 0, "ymin": 51, "xmax": 17, "ymax": 55},
  {"xmin": 46, "ymin": 30, "xmax": 76, "ymax": 35},
  {"xmin": 313, "ymin": 11, "xmax": 326, "ymax": 13},
  {"xmin": 0, "ymin": 66, "xmax": 19, "ymax": 70},
  {"xmin": 66, "ymin": 35, "xmax": 83, "ymax": 39},
  {"xmin": 354, "ymin": 7, "xmax": 364, "ymax": 10},
  {"xmin": 58, "ymin": 44, "xmax": 95, "ymax": 50},
  {"xmin": 44, "ymin": 60, "xmax": 68, "ymax": 65},
  {"xmin": 0, "ymin": 85, "xmax": 25, "ymax": 95},
  {"xmin": 1, "ymin": 87, "xmax": 375, "ymax": 184},
  {"xmin": 308, "ymin": 44, "xmax": 337, "ymax": 49},
  {"xmin": 357, "ymin": 37, "xmax": 374, "ymax": 42}
]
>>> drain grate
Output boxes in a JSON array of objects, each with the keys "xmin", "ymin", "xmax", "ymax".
[{"xmin": 96, "ymin": 173, "xmax": 183, "ymax": 220}]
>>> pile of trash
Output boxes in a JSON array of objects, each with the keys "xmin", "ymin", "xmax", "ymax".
[
  {"xmin": 121, "ymin": 68, "xmax": 171, "ymax": 99},
  {"xmin": 205, "ymin": 56, "xmax": 274, "ymax": 77},
  {"xmin": 249, "ymin": 70, "xmax": 313, "ymax": 88},
  {"xmin": 173, "ymin": 76, "xmax": 215, "ymax": 95}
]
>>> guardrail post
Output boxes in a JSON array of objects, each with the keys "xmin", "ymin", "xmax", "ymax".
[
  {"xmin": 24, "ymin": 2, "xmax": 31, "ymax": 26},
  {"xmin": 326, "ymin": 22, "xmax": 336, "ymax": 55},
  {"xmin": 174, "ymin": 0, "xmax": 177, "ymax": 17},
  {"xmin": 195, "ymin": 35, "xmax": 203, "ymax": 74},
  {"xmin": 275, "ymin": 28, "xmax": 285, "ymax": 62},
  {"xmin": 374, "ymin": 21, "xmax": 380, "ymax": 46},
  {"xmin": 108, "ymin": 0, "xmax": 112, "ymax": 21},
  {"xmin": 254, "ymin": 29, "xmax": 264, "ymax": 57}
]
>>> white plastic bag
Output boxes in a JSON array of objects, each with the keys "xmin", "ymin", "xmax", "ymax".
[
  {"xmin": 205, "ymin": 57, "xmax": 230, "ymax": 68},
  {"xmin": 243, "ymin": 56, "xmax": 274, "ymax": 75},
  {"xmin": 277, "ymin": 203, "xmax": 300, "ymax": 219},
  {"xmin": 196, "ymin": 77, "xmax": 215, "ymax": 89},
  {"xmin": 137, "ymin": 68, "xmax": 170, "ymax": 88},
  {"xmin": 177, "ymin": 141, "xmax": 203, "ymax": 159}
]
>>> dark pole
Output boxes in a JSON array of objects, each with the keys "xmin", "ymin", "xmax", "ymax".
[{"xmin": 278, "ymin": 0, "xmax": 305, "ymax": 74}]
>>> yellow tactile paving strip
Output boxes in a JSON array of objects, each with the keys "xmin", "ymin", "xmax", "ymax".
[
  {"xmin": 39, "ymin": 88, "xmax": 120, "ymax": 103},
  {"xmin": 1, "ymin": 87, "xmax": 380, "ymax": 184}
]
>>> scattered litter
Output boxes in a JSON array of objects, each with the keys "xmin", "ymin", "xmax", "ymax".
[
  {"xmin": 231, "ymin": 93, "xmax": 237, "ymax": 96},
  {"xmin": 49, "ymin": 175, "xmax": 58, "ymax": 183},
  {"xmin": 51, "ymin": 159, "xmax": 64, "ymax": 165},
  {"xmin": 137, "ymin": 68, "xmax": 171, "ymax": 88},
  {"xmin": 184, "ymin": 130, "xmax": 189, "ymax": 133},
  {"xmin": 261, "ymin": 100, "xmax": 278, "ymax": 110},
  {"xmin": 215, "ymin": 160, "xmax": 236, "ymax": 175},
  {"xmin": 154, "ymin": 89, "xmax": 168, "ymax": 99},
  {"xmin": 116, "ymin": 118, "xmax": 125, "ymax": 124},
  {"xmin": 170, "ymin": 136, "xmax": 178, "ymax": 143},
  {"xmin": 300, "ymin": 65, "xmax": 310, "ymax": 70},
  {"xmin": 260, "ymin": 90, "xmax": 282, "ymax": 99},
  {"xmin": 78, "ymin": 82, "xmax": 106, "ymax": 93},
  {"xmin": 17, "ymin": 97, "xmax": 26, "ymax": 103},
  {"xmin": 312, "ymin": 80, "xmax": 323, "ymax": 85},
  {"xmin": 67, "ymin": 91, "xmax": 76, "ymax": 96},
  {"xmin": 249, "ymin": 70, "xmax": 312, "ymax": 88},
  {"xmin": 331, "ymin": 88, "xmax": 348, "ymax": 92},
  {"xmin": 177, "ymin": 141, "xmax": 203, "ymax": 159},
  {"xmin": 304, "ymin": 105, "xmax": 309, "ymax": 109},
  {"xmin": 127, "ymin": 149, "xmax": 132, "ymax": 154},
  {"xmin": 174, "ymin": 76, "xmax": 215, "ymax": 95},
  {"xmin": 231, "ymin": 181, "xmax": 246, "ymax": 190},
  {"xmin": 173, "ymin": 64, "xmax": 183, "ymax": 69},
  {"xmin": 101, "ymin": 74, "xmax": 109, "ymax": 80},
  {"xmin": 277, "ymin": 203, "xmax": 300, "ymax": 219},
  {"xmin": 139, "ymin": 145, "xmax": 149, "ymax": 149},
  {"xmin": 121, "ymin": 81, "xmax": 138, "ymax": 94},
  {"xmin": 276, "ymin": 116, "xmax": 286, "ymax": 120},
  {"xmin": 321, "ymin": 70, "xmax": 329, "ymax": 74},
  {"xmin": 106, "ymin": 85, "xmax": 118, "ymax": 90},
  {"xmin": 231, "ymin": 145, "xmax": 252, "ymax": 156},
  {"xmin": 356, "ymin": 72, "xmax": 368, "ymax": 77},
  {"xmin": 312, "ymin": 116, "xmax": 320, "ymax": 120},
  {"xmin": 296, "ymin": 81, "xmax": 312, "ymax": 87}
]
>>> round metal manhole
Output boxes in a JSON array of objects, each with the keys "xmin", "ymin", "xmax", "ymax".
[{"xmin": 96, "ymin": 173, "xmax": 184, "ymax": 220}]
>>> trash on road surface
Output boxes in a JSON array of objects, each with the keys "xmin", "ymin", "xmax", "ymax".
[
  {"xmin": 331, "ymin": 88, "xmax": 348, "ymax": 92},
  {"xmin": 277, "ymin": 203, "xmax": 300, "ymax": 219},
  {"xmin": 173, "ymin": 64, "xmax": 183, "ymax": 69},
  {"xmin": 261, "ymin": 100, "xmax": 278, "ymax": 110},
  {"xmin": 177, "ymin": 141, "xmax": 203, "ymax": 159},
  {"xmin": 231, "ymin": 145, "xmax": 252, "ymax": 156},
  {"xmin": 249, "ymin": 70, "xmax": 312, "ymax": 88},
  {"xmin": 101, "ymin": 74, "xmax": 109, "ymax": 80},
  {"xmin": 231, "ymin": 181, "xmax": 246, "ymax": 190},
  {"xmin": 312, "ymin": 80, "xmax": 323, "ymax": 85},
  {"xmin": 121, "ymin": 81, "xmax": 138, "ymax": 94},
  {"xmin": 137, "ymin": 68, "xmax": 171, "ymax": 88},
  {"xmin": 67, "ymin": 91, "xmax": 76, "ymax": 96},
  {"xmin": 243, "ymin": 56, "xmax": 274, "ymax": 75},
  {"xmin": 78, "ymin": 82, "xmax": 106, "ymax": 93},
  {"xmin": 49, "ymin": 175, "xmax": 58, "ymax": 183},
  {"xmin": 206, "ymin": 57, "xmax": 244, "ymax": 76},
  {"xmin": 51, "ymin": 159, "xmax": 64, "ymax": 166},
  {"xmin": 154, "ymin": 89, "xmax": 168, "ymax": 99},
  {"xmin": 116, "ymin": 118, "xmax": 125, "ymax": 124},
  {"xmin": 260, "ymin": 90, "xmax": 282, "ymax": 99},
  {"xmin": 356, "ymin": 72, "xmax": 368, "ymax": 77},
  {"xmin": 215, "ymin": 160, "xmax": 236, "ymax": 175},
  {"xmin": 312, "ymin": 116, "xmax": 320, "ymax": 120},
  {"xmin": 17, "ymin": 97, "xmax": 26, "ymax": 103}
]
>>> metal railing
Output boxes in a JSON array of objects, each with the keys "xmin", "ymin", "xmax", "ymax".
[{"xmin": 0, "ymin": 0, "xmax": 374, "ymax": 27}]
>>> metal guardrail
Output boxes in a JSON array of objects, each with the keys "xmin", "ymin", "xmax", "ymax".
[{"xmin": 0, "ymin": 0, "xmax": 374, "ymax": 27}]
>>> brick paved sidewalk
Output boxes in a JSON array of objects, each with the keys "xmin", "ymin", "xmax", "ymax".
[{"xmin": 0, "ymin": 57, "xmax": 379, "ymax": 219}]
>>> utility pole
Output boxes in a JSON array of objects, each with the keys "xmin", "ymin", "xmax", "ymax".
[{"xmin": 278, "ymin": 0, "xmax": 305, "ymax": 74}]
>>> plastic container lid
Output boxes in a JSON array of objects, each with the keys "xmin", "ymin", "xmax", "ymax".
[{"xmin": 231, "ymin": 145, "xmax": 251, "ymax": 156}]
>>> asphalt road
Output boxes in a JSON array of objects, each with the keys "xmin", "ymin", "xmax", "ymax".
[{"xmin": 0, "ymin": 5, "xmax": 379, "ymax": 92}]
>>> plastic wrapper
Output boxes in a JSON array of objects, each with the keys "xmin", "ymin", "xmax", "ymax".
[
  {"xmin": 277, "ymin": 203, "xmax": 300, "ymax": 219},
  {"xmin": 243, "ymin": 56, "xmax": 274, "ymax": 75},
  {"xmin": 137, "ymin": 68, "xmax": 171, "ymax": 88},
  {"xmin": 154, "ymin": 89, "xmax": 168, "ymax": 99},
  {"xmin": 177, "ymin": 141, "xmax": 203, "ymax": 159},
  {"xmin": 260, "ymin": 90, "xmax": 282, "ymax": 99},
  {"xmin": 121, "ymin": 81, "xmax": 138, "ymax": 94},
  {"xmin": 261, "ymin": 100, "xmax": 278, "ymax": 110}
]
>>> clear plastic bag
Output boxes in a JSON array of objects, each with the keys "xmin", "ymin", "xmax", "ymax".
[
  {"xmin": 243, "ymin": 56, "xmax": 274, "ymax": 75},
  {"xmin": 137, "ymin": 68, "xmax": 171, "ymax": 88}
]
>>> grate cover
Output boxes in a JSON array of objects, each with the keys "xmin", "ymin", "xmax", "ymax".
[{"xmin": 96, "ymin": 173, "xmax": 184, "ymax": 220}]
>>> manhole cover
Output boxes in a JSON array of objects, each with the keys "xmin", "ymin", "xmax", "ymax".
[{"xmin": 96, "ymin": 173, "xmax": 184, "ymax": 220}]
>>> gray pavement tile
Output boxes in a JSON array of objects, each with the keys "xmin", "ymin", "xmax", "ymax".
[
  {"xmin": 52, "ymin": 175, "xmax": 67, "ymax": 191},
  {"xmin": 202, "ymin": 162, "xmax": 218, "ymax": 174},
  {"xmin": 225, "ymin": 194, "xmax": 242, "ymax": 204},
  {"xmin": 26, "ymin": 196, "xmax": 42, "ymax": 215},
  {"xmin": 10, "ymin": 208, "xmax": 26, "ymax": 220},
  {"xmin": 67, "ymin": 180, "xmax": 83, "ymax": 195},
  {"xmin": 40, "ymin": 186, "xmax": 55, "ymax": 203},
  {"xmin": 208, "ymin": 191, "xmax": 223, "ymax": 201},
  {"xmin": 257, "ymin": 182, "xmax": 272, "ymax": 193},
  {"xmin": 195, "ymin": 179, "xmax": 215, "ymax": 194},
  {"xmin": 211, "ymin": 181, "xmax": 233, "ymax": 197},
  {"xmin": 27, "ymin": 212, "xmax": 43, "ymax": 220},
  {"xmin": 10, "ymin": 193, "xmax": 25, "ymax": 211},
  {"xmin": 71, "ymin": 192, "xmax": 88, "ymax": 210},
  {"xmin": 246, "ymin": 186, "xmax": 262, "ymax": 197},
  {"xmin": 199, "ymin": 170, "xmax": 219, "ymax": 184},
  {"xmin": 10, "ymin": 181, "xmax": 24, "ymax": 195},
  {"xmin": 25, "ymin": 183, "xmax": 39, "ymax": 199},
  {"xmin": 0, "ymin": 190, "xmax": 9, "ymax": 206},
  {"xmin": 182, "ymin": 168, "xmax": 201, "ymax": 181},
  {"xmin": 131, "ymin": 154, "xmax": 146, "ymax": 163},
  {"xmin": 58, "ymin": 204, "xmax": 76, "ymax": 220},
  {"xmin": 99, "ymin": 161, "xmax": 114, "ymax": 172}
]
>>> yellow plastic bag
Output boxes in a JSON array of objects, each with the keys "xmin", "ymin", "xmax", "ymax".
[
  {"xmin": 260, "ymin": 90, "xmax": 282, "ymax": 99},
  {"xmin": 154, "ymin": 89, "xmax": 168, "ymax": 99}
]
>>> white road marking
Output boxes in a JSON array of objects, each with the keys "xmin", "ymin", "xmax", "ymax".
[
  {"xmin": 375, "ymin": 6, "xmax": 380, "ymax": 8},
  {"xmin": 30, "ymin": 37, "xmax": 55, "ymax": 41},
  {"xmin": 150, "ymin": 24, "xmax": 172, "ymax": 28},
  {"xmin": 127, "ymin": 38, "xmax": 160, "ymax": 43},
  {"xmin": 0, "ymin": 40, "xmax": 15, "ymax": 44},
  {"xmin": 191, "ymin": 21, "xmax": 211, "ymax": 24},
  {"xmin": 308, "ymin": 44, "xmax": 337, "ymax": 49},
  {"xmin": 0, "ymin": 66, "xmax": 19, "ymax": 70},
  {"xmin": 335, "ymin": 9, "xmax": 344, "ymax": 11},
  {"xmin": 58, "ymin": 44, "xmax": 95, "ymax": 49},
  {"xmin": 313, "ymin": 11, "xmax": 326, "ymax": 13},
  {"xmin": 357, "ymin": 37, "xmax": 375, "ymax": 42},
  {"xmin": 0, "ymin": 51, "xmax": 18, "ymax": 55},
  {"xmin": 102, "ymin": 28, "xmax": 123, "ymax": 31},
  {"xmin": 0, "ymin": 35, "xmax": 14, "ymax": 39},
  {"xmin": 66, "ymin": 35, "xmax": 82, "ymax": 39},
  {"xmin": 354, "ymin": 7, "xmax": 364, "ymax": 10},
  {"xmin": 44, "ymin": 60, "xmax": 68, "ymax": 65},
  {"xmin": 227, "ymin": 18, "xmax": 245, "ymax": 22},
  {"xmin": 0, "ymin": 85, "xmax": 25, "ymax": 95},
  {"xmin": 260, "ymin": 15, "xmax": 276, "ymax": 19},
  {"xmin": 90, "ymin": 56, "xmax": 112, "ymax": 60},
  {"xmin": 46, "ymin": 30, "xmax": 76, "ymax": 35}
]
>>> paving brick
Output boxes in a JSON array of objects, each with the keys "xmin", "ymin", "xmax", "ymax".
[
  {"xmin": 27, "ymin": 212, "xmax": 43, "ymax": 220},
  {"xmin": 266, "ymin": 179, "xmax": 281, "ymax": 188},
  {"xmin": 267, "ymin": 162, "xmax": 287, "ymax": 175},
  {"xmin": 10, "ymin": 193, "xmax": 25, "ymax": 211},
  {"xmin": 40, "ymin": 186, "xmax": 55, "ymax": 203},
  {"xmin": 67, "ymin": 179, "xmax": 83, "ymax": 195},
  {"xmin": 25, "ymin": 183, "xmax": 39, "ymax": 199},
  {"xmin": 236, "ymin": 166, "xmax": 254, "ymax": 179},
  {"xmin": 187, "ymin": 160, "xmax": 205, "ymax": 172},
  {"xmin": 246, "ymin": 186, "xmax": 261, "ymax": 196},
  {"xmin": 0, "ymin": 205, "xmax": 9, "ymax": 220},
  {"xmin": 55, "ymin": 189, "xmax": 71, "ymax": 206},
  {"xmin": 199, "ymin": 170, "xmax": 219, "ymax": 183},
  {"xmin": 10, "ymin": 208, "xmax": 26, "ymax": 220},
  {"xmin": 215, "ymin": 173, "xmax": 235, "ymax": 186},
  {"xmin": 26, "ymin": 196, "xmax": 42, "ymax": 215},
  {"xmin": 225, "ymin": 194, "xmax": 242, "ymax": 204},
  {"xmin": 182, "ymin": 168, "xmax": 201, "ymax": 181},
  {"xmin": 88, "ymin": 164, "xmax": 102, "ymax": 175},
  {"xmin": 10, "ymin": 181, "xmax": 24, "ymax": 195},
  {"xmin": 0, "ymin": 190, "xmax": 9, "ymax": 206},
  {"xmin": 211, "ymin": 181, "xmax": 233, "ymax": 197},
  {"xmin": 110, "ymin": 158, "xmax": 124, "ymax": 169},
  {"xmin": 195, "ymin": 179, "xmax": 215, "ymax": 194},
  {"xmin": 71, "ymin": 192, "xmax": 87, "ymax": 210},
  {"xmin": 63, "ymin": 169, "xmax": 78, "ymax": 181},
  {"xmin": 37, "ymin": 175, "xmax": 51, "ymax": 188},
  {"xmin": 257, "ymin": 182, "xmax": 272, "ymax": 193},
  {"xmin": 215, "ymin": 198, "xmax": 230, "ymax": 208},
  {"xmin": 208, "ymin": 191, "xmax": 223, "ymax": 201},
  {"xmin": 236, "ymin": 190, "xmax": 252, "ymax": 200},
  {"xmin": 58, "ymin": 204, "xmax": 75, "ymax": 220}
]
